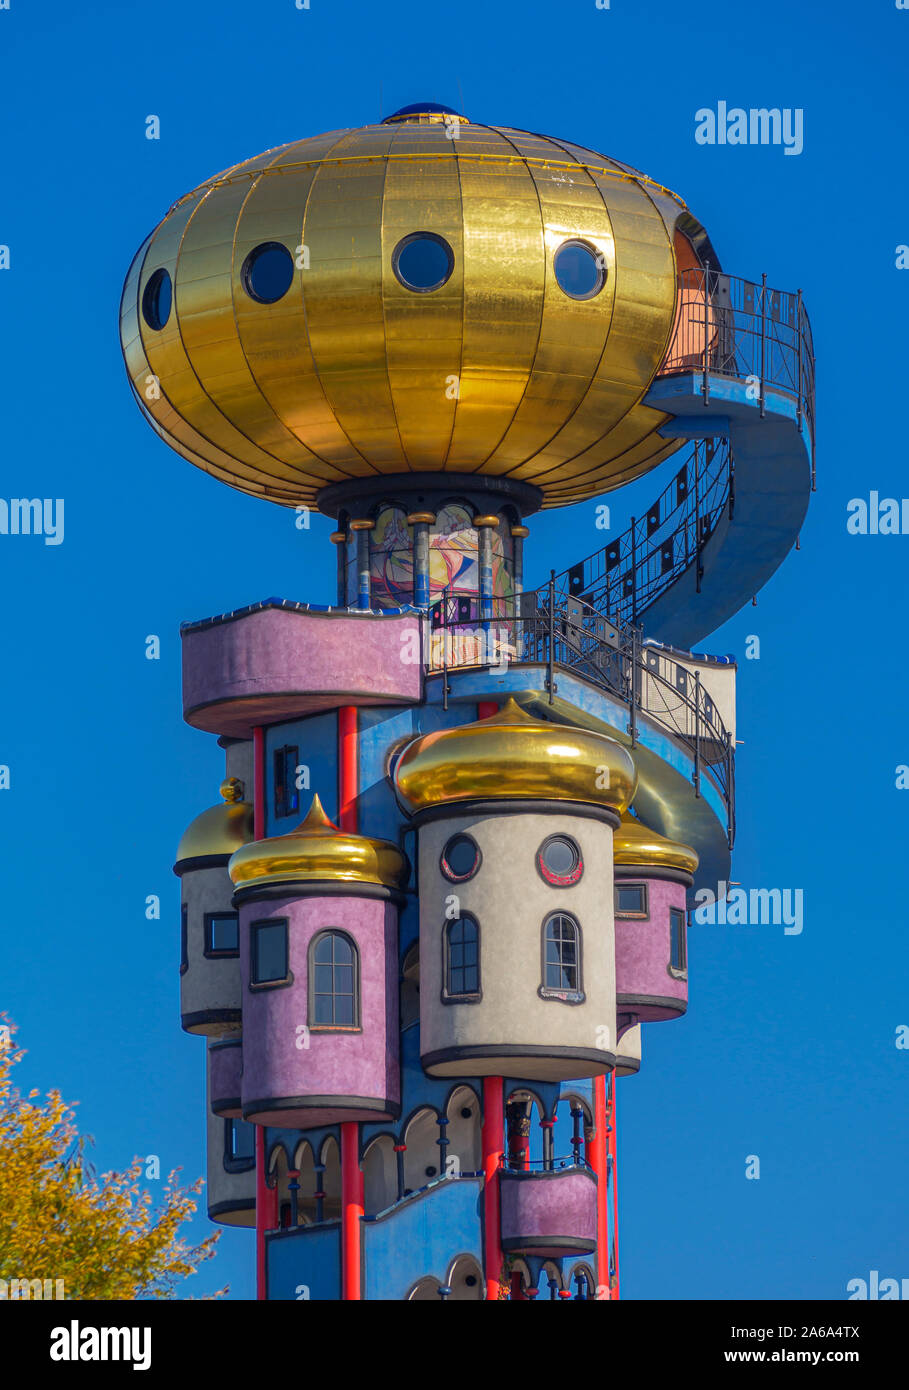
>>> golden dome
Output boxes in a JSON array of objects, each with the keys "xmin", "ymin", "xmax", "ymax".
[
  {"xmin": 175, "ymin": 781, "xmax": 254, "ymax": 871},
  {"xmin": 394, "ymin": 697, "xmax": 636, "ymax": 813},
  {"xmin": 228, "ymin": 795, "xmax": 408, "ymax": 892},
  {"xmin": 613, "ymin": 812, "xmax": 699, "ymax": 875},
  {"xmin": 120, "ymin": 112, "xmax": 693, "ymax": 511}
]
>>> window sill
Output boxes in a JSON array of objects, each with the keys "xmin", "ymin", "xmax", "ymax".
[{"xmin": 538, "ymin": 986, "xmax": 586, "ymax": 1005}]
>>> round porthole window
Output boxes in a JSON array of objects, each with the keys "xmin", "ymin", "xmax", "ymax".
[
  {"xmin": 241, "ymin": 241, "xmax": 295, "ymax": 304},
  {"xmin": 537, "ymin": 835, "xmax": 583, "ymax": 886},
  {"xmin": 553, "ymin": 240, "xmax": 607, "ymax": 300},
  {"xmin": 440, "ymin": 833, "xmax": 481, "ymax": 883},
  {"xmin": 142, "ymin": 268, "xmax": 172, "ymax": 330},
  {"xmin": 392, "ymin": 232, "xmax": 454, "ymax": 293}
]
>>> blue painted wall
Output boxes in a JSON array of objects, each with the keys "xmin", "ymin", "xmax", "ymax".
[
  {"xmin": 266, "ymin": 1223, "xmax": 341, "ymax": 1301},
  {"xmin": 363, "ymin": 1177, "xmax": 484, "ymax": 1300},
  {"xmin": 265, "ymin": 711, "xmax": 339, "ymax": 833}
]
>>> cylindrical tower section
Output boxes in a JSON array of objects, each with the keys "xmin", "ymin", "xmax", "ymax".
[
  {"xmin": 613, "ymin": 813, "xmax": 698, "ymax": 1022},
  {"xmin": 174, "ymin": 778, "xmax": 254, "ymax": 1035},
  {"xmin": 228, "ymin": 795, "xmax": 408, "ymax": 1127},
  {"xmin": 209, "ymin": 1036, "xmax": 243, "ymax": 1117},
  {"xmin": 395, "ymin": 699, "xmax": 637, "ymax": 1081},
  {"xmin": 206, "ymin": 1040, "xmax": 256, "ymax": 1226},
  {"xmin": 615, "ymin": 1020, "xmax": 642, "ymax": 1078}
]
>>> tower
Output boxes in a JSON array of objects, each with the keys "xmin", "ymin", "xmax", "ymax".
[{"xmin": 126, "ymin": 101, "xmax": 814, "ymax": 1299}]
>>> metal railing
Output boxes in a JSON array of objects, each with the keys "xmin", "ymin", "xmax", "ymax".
[
  {"xmin": 658, "ymin": 267, "xmax": 815, "ymax": 467},
  {"xmin": 550, "ymin": 272, "xmax": 816, "ymax": 632},
  {"xmin": 553, "ymin": 436, "xmax": 732, "ymax": 629},
  {"xmin": 426, "ymin": 587, "xmax": 735, "ymax": 847},
  {"xmin": 499, "ymin": 1155, "xmax": 590, "ymax": 1173}
]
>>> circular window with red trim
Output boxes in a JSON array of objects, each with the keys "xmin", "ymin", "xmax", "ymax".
[
  {"xmin": 440, "ymin": 833, "xmax": 481, "ymax": 883},
  {"xmin": 537, "ymin": 835, "xmax": 583, "ymax": 886}
]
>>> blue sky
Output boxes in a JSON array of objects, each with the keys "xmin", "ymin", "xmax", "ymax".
[{"xmin": 0, "ymin": 0, "xmax": 906, "ymax": 1300}]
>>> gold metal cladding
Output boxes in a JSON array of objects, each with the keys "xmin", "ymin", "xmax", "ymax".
[
  {"xmin": 120, "ymin": 118, "xmax": 691, "ymax": 511},
  {"xmin": 176, "ymin": 797, "xmax": 255, "ymax": 865},
  {"xmin": 472, "ymin": 514, "xmax": 500, "ymax": 527},
  {"xmin": 511, "ymin": 525, "xmax": 530, "ymax": 538},
  {"xmin": 406, "ymin": 511, "xmax": 436, "ymax": 524},
  {"xmin": 349, "ymin": 518, "xmax": 376, "ymax": 531},
  {"xmin": 227, "ymin": 794, "xmax": 408, "ymax": 890},
  {"xmin": 329, "ymin": 530, "xmax": 347, "ymax": 544},
  {"xmin": 614, "ymin": 811, "xmax": 699, "ymax": 874},
  {"xmin": 394, "ymin": 697, "xmax": 636, "ymax": 813}
]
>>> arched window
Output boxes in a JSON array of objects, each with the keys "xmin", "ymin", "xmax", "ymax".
[
  {"xmin": 443, "ymin": 915, "xmax": 480, "ymax": 1001},
  {"xmin": 309, "ymin": 931, "xmax": 359, "ymax": 1029},
  {"xmin": 541, "ymin": 913, "xmax": 583, "ymax": 1001}
]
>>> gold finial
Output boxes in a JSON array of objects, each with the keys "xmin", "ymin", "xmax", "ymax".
[
  {"xmin": 299, "ymin": 793, "xmax": 337, "ymax": 830},
  {"xmin": 228, "ymin": 792, "xmax": 408, "ymax": 890},
  {"xmin": 220, "ymin": 777, "xmax": 244, "ymax": 803}
]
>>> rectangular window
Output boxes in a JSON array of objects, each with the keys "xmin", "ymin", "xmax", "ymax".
[
  {"xmin": 273, "ymin": 745, "xmax": 300, "ymax": 820},
  {"xmin": 615, "ymin": 883, "xmax": 648, "ymax": 919},
  {"xmin": 226, "ymin": 1117, "xmax": 256, "ymax": 1167},
  {"xmin": 670, "ymin": 907, "xmax": 687, "ymax": 974},
  {"xmin": 205, "ymin": 913, "xmax": 239, "ymax": 958},
  {"xmin": 180, "ymin": 904, "xmax": 188, "ymax": 975},
  {"xmin": 251, "ymin": 919, "xmax": 289, "ymax": 985}
]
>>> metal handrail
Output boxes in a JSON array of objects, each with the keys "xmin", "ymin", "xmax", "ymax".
[
  {"xmin": 499, "ymin": 1156, "xmax": 590, "ymax": 1173},
  {"xmin": 658, "ymin": 267, "xmax": 815, "ymax": 460},
  {"xmin": 552, "ymin": 436, "xmax": 732, "ymax": 629},
  {"xmin": 426, "ymin": 590, "xmax": 734, "ymax": 845}
]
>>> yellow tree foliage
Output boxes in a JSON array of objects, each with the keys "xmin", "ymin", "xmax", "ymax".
[{"xmin": 0, "ymin": 1020, "xmax": 224, "ymax": 1299}]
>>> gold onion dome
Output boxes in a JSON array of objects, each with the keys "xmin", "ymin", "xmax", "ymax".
[
  {"xmin": 119, "ymin": 107, "xmax": 704, "ymax": 510},
  {"xmin": 228, "ymin": 794, "xmax": 408, "ymax": 891},
  {"xmin": 394, "ymin": 698, "xmax": 636, "ymax": 814},
  {"xmin": 174, "ymin": 778, "xmax": 254, "ymax": 871},
  {"xmin": 613, "ymin": 811, "xmax": 699, "ymax": 875}
]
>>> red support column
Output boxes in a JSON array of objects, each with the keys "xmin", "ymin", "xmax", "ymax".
[
  {"xmin": 253, "ymin": 725, "xmax": 266, "ymax": 841},
  {"xmin": 610, "ymin": 1077, "xmax": 620, "ymax": 1301},
  {"xmin": 255, "ymin": 1128, "xmax": 279, "ymax": 1300},
  {"xmin": 338, "ymin": 709, "xmax": 364, "ymax": 1298},
  {"xmin": 592, "ymin": 1073, "xmax": 610, "ymax": 1300},
  {"xmin": 482, "ymin": 1076, "xmax": 504, "ymax": 1300},
  {"xmin": 341, "ymin": 1121, "xmax": 364, "ymax": 1300},
  {"xmin": 477, "ymin": 701, "xmax": 499, "ymax": 719},
  {"xmin": 338, "ymin": 706, "xmax": 358, "ymax": 831}
]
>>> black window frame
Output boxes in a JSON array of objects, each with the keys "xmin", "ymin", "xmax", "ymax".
[
  {"xmin": 250, "ymin": 918, "xmax": 292, "ymax": 990},
  {"xmin": 223, "ymin": 1117, "xmax": 256, "ymax": 1174},
  {"xmin": 440, "ymin": 832, "xmax": 482, "ymax": 884},
  {"xmin": 539, "ymin": 911, "xmax": 585, "ymax": 1004},
  {"xmin": 180, "ymin": 903, "xmax": 188, "ymax": 976},
  {"xmin": 614, "ymin": 881, "xmax": 649, "ymax": 919},
  {"xmin": 442, "ymin": 913, "xmax": 482, "ymax": 1004},
  {"xmin": 273, "ymin": 744, "xmax": 300, "ymax": 820},
  {"xmin": 308, "ymin": 930, "xmax": 361, "ymax": 1032},
  {"xmin": 669, "ymin": 906, "xmax": 688, "ymax": 978},
  {"xmin": 391, "ymin": 231, "xmax": 455, "ymax": 294},
  {"xmin": 203, "ymin": 911, "xmax": 240, "ymax": 959},
  {"xmin": 536, "ymin": 834, "xmax": 584, "ymax": 887}
]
